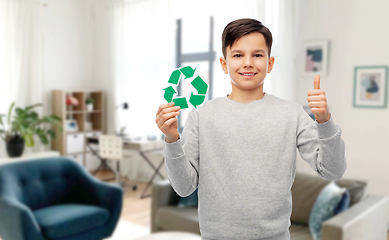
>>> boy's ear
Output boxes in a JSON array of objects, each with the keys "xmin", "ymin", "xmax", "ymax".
[
  {"xmin": 220, "ymin": 57, "xmax": 228, "ymax": 74},
  {"xmin": 267, "ymin": 56, "xmax": 275, "ymax": 73}
]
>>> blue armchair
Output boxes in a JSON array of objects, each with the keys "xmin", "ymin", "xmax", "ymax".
[{"xmin": 0, "ymin": 157, "xmax": 123, "ymax": 240}]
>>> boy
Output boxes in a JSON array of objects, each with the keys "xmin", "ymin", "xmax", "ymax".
[{"xmin": 155, "ymin": 18, "xmax": 346, "ymax": 240}]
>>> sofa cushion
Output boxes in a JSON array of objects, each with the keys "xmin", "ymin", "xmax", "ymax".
[
  {"xmin": 156, "ymin": 206, "xmax": 200, "ymax": 234},
  {"xmin": 291, "ymin": 173, "xmax": 329, "ymax": 225},
  {"xmin": 290, "ymin": 223, "xmax": 313, "ymax": 240},
  {"xmin": 178, "ymin": 189, "xmax": 198, "ymax": 208},
  {"xmin": 309, "ymin": 182, "xmax": 348, "ymax": 240},
  {"xmin": 291, "ymin": 172, "xmax": 367, "ymax": 225},
  {"xmin": 33, "ymin": 204, "xmax": 110, "ymax": 239}
]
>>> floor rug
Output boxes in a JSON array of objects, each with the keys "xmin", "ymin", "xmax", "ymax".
[{"xmin": 105, "ymin": 220, "xmax": 151, "ymax": 240}]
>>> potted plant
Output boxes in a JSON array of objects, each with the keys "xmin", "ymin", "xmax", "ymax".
[
  {"xmin": 85, "ymin": 97, "xmax": 94, "ymax": 111},
  {"xmin": 0, "ymin": 102, "xmax": 61, "ymax": 157}
]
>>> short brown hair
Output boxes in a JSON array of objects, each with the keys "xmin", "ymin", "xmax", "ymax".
[{"xmin": 221, "ymin": 18, "xmax": 273, "ymax": 59}]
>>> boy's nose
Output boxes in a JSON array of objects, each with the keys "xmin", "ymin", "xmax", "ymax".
[{"xmin": 243, "ymin": 57, "xmax": 253, "ymax": 68}]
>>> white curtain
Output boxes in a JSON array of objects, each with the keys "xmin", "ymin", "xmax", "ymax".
[
  {"xmin": 264, "ymin": 0, "xmax": 297, "ymax": 102},
  {"xmin": 0, "ymin": 0, "xmax": 45, "ymax": 156},
  {"xmin": 110, "ymin": 0, "xmax": 176, "ymax": 140},
  {"xmin": 108, "ymin": 0, "xmax": 176, "ymax": 179}
]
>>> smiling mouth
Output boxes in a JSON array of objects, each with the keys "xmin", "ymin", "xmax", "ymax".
[
  {"xmin": 239, "ymin": 73, "xmax": 257, "ymax": 79},
  {"xmin": 239, "ymin": 72, "xmax": 257, "ymax": 76}
]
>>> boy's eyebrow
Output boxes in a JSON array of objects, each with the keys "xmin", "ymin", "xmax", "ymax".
[{"xmin": 230, "ymin": 49, "xmax": 265, "ymax": 53}]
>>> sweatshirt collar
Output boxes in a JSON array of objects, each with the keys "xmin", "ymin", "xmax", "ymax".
[{"xmin": 224, "ymin": 92, "xmax": 270, "ymax": 106}]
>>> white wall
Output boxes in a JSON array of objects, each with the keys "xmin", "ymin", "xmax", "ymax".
[
  {"xmin": 42, "ymin": 0, "xmax": 94, "ymax": 103},
  {"xmin": 293, "ymin": 0, "xmax": 389, "ymax": 220},
  {"xmin": 41, "ymin": 0, "xmax": 118, "ymax": 135},
  {"xmin": 90, "ymin": 0, "xmax": 116, "ymax": 135}
]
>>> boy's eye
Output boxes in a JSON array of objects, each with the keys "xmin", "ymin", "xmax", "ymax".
[{"xmin": 233, "ymin": 54, "xmax": 262, "ymax": 58}]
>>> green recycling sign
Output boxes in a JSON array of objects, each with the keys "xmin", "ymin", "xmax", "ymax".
[{"xmin": 163, "ymin": 66, "xmax": 208, "ymax": 109}]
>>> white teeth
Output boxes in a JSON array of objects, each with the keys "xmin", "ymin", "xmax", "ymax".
[{"xmin": 242, "ymin": 73, "xmax": 255, "ymax": 76}]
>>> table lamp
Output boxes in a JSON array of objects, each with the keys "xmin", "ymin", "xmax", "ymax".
[{"xmin": 116, "ymin": 102, "xmax": 129, "ymax": 137}]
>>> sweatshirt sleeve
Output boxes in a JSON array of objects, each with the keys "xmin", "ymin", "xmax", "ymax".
[
  {"xmin": 163, "ymin": 109, "xmax": 199, "ymax": 197},
  {"xmin": 296, "ymin": 106, "xmax": 347, "ymax": 180}
]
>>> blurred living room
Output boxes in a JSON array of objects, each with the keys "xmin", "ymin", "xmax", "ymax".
[{"xmin": 0, "ymin": 0, "xmax": 388, "ymax": 240}]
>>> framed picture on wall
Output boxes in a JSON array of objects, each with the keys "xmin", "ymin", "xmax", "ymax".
[
  {"xmin": 353, "ymin": 66, "xmax": 388, "ymax": 108},
  {"xmin": 302, "ymin": 40, "xmax": 329, "ymax": 77}
]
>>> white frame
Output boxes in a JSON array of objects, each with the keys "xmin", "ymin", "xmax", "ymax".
[
  {"xmin": 302, "ymin": 40, "xmax": 329, "ymax": 77},
  {"xmin": 353, "ymin": 66, "xmax": 388, "ymax": 108}
]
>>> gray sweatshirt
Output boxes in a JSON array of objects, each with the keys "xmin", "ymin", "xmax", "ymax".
[{"xmin": 163, "ymin": 93, "xmax": 347, "ymax": 240}]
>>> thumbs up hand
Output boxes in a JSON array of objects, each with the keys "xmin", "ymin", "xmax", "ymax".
[{"xmin": 307, "ymin": 75, "xmax": 331, "ymax": 123}]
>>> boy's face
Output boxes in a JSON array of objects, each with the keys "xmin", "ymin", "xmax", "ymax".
[{"xmin": 220, "ymin": 32, "xmax": 275, "ymax": 93}]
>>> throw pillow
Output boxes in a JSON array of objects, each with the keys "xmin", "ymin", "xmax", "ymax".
[
  {"xmin": 335, "ymin": 179, "xmax": 367, "ymax": 206},
  {"xmin": 334, "ymin": 190, "xmax": 350, "ymax": 215},
  {"xmin": 177, "ymin": 188, "xmax": 198, "ymax": 208},
  {"xmin": 309, "ymin": 181, "xmax": 349, "ymax": 240}
]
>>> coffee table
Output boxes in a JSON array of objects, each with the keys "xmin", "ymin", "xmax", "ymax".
[{"xmin": 134, "ymin": 231, "xmax": 201, "ymax": 240}]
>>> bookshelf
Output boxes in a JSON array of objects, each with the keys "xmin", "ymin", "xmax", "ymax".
[{"xmin": 51, "ymin": 90, "xmax": 105, "ymax": 170}]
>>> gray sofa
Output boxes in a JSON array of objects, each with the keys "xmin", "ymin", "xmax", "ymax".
[{"xmin": 151, "ymin": 172, "xmax": 388, "ymax": 240}]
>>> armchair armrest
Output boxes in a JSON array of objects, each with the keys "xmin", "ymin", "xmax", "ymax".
[
  {"xmin": 82, "ymin": 172, "xmax": 123, "ymax": 229},
  {"xmin": 71, "ymin": 165, "xmax": 123, "ymax": 232},
  {"xmin": 0, "ymin": 197, "xmax": 45, "ymax": 240},
  {"xmin": 322, "ymin": 195, "xmax": 388, "ymax": 240},
  {"xmin": 151, "ymin": 179, "xmax": 179, "ymax": 232},
  {"xmin": 87, "ymin": 176, "xmax": 123, "ymax": 210},
  {"xmin": 152, "ymin": 179, "xmax": 178, "ymax": 207}
]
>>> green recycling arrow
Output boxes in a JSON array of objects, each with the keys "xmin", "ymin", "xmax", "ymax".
[
  {"xmin": 163, "ymin": 86, "xmax": 177, "ymax": 102},
  {"xmin": 191, "ymin": 76, "xmax": 208, "ymax": 94},
  {"xmin": 168, "ymin": 69, "xmax": 181, "ymax": 85},
  {"xmin": 180, "ymin": 66, "xmax": 196, "ymax": 79},
  {"xmin": 163, "ymin": 66, "xmax": 208, "ymax": 109},
  {"xmin": 189, "ymin": 92, "xmax": 205, "ymax": 109},
  {"xmin": 167, "ymin": 66, "xmax": 196, "ymax": 85},
  {"xmin": 172, "ymin": 97, "xmax": 188, "ymax": 109}
]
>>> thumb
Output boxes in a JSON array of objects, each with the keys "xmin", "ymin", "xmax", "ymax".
[{"xmin": 314, "ymin": 75, "xmax": 321, "ymax": 89}]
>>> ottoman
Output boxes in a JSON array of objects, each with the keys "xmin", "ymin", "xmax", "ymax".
[{"xmin": 134, "ymin": 231, "xmax": 201, "ymax": 240}]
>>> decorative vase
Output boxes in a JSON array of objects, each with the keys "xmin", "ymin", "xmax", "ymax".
[
  {"xmin": 87, "ymin": 104, "xmax": 93, "ymax": 111},
  {"xmin": 6, "ymin": 135, "xmax": 25, "ymax": 158}
]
